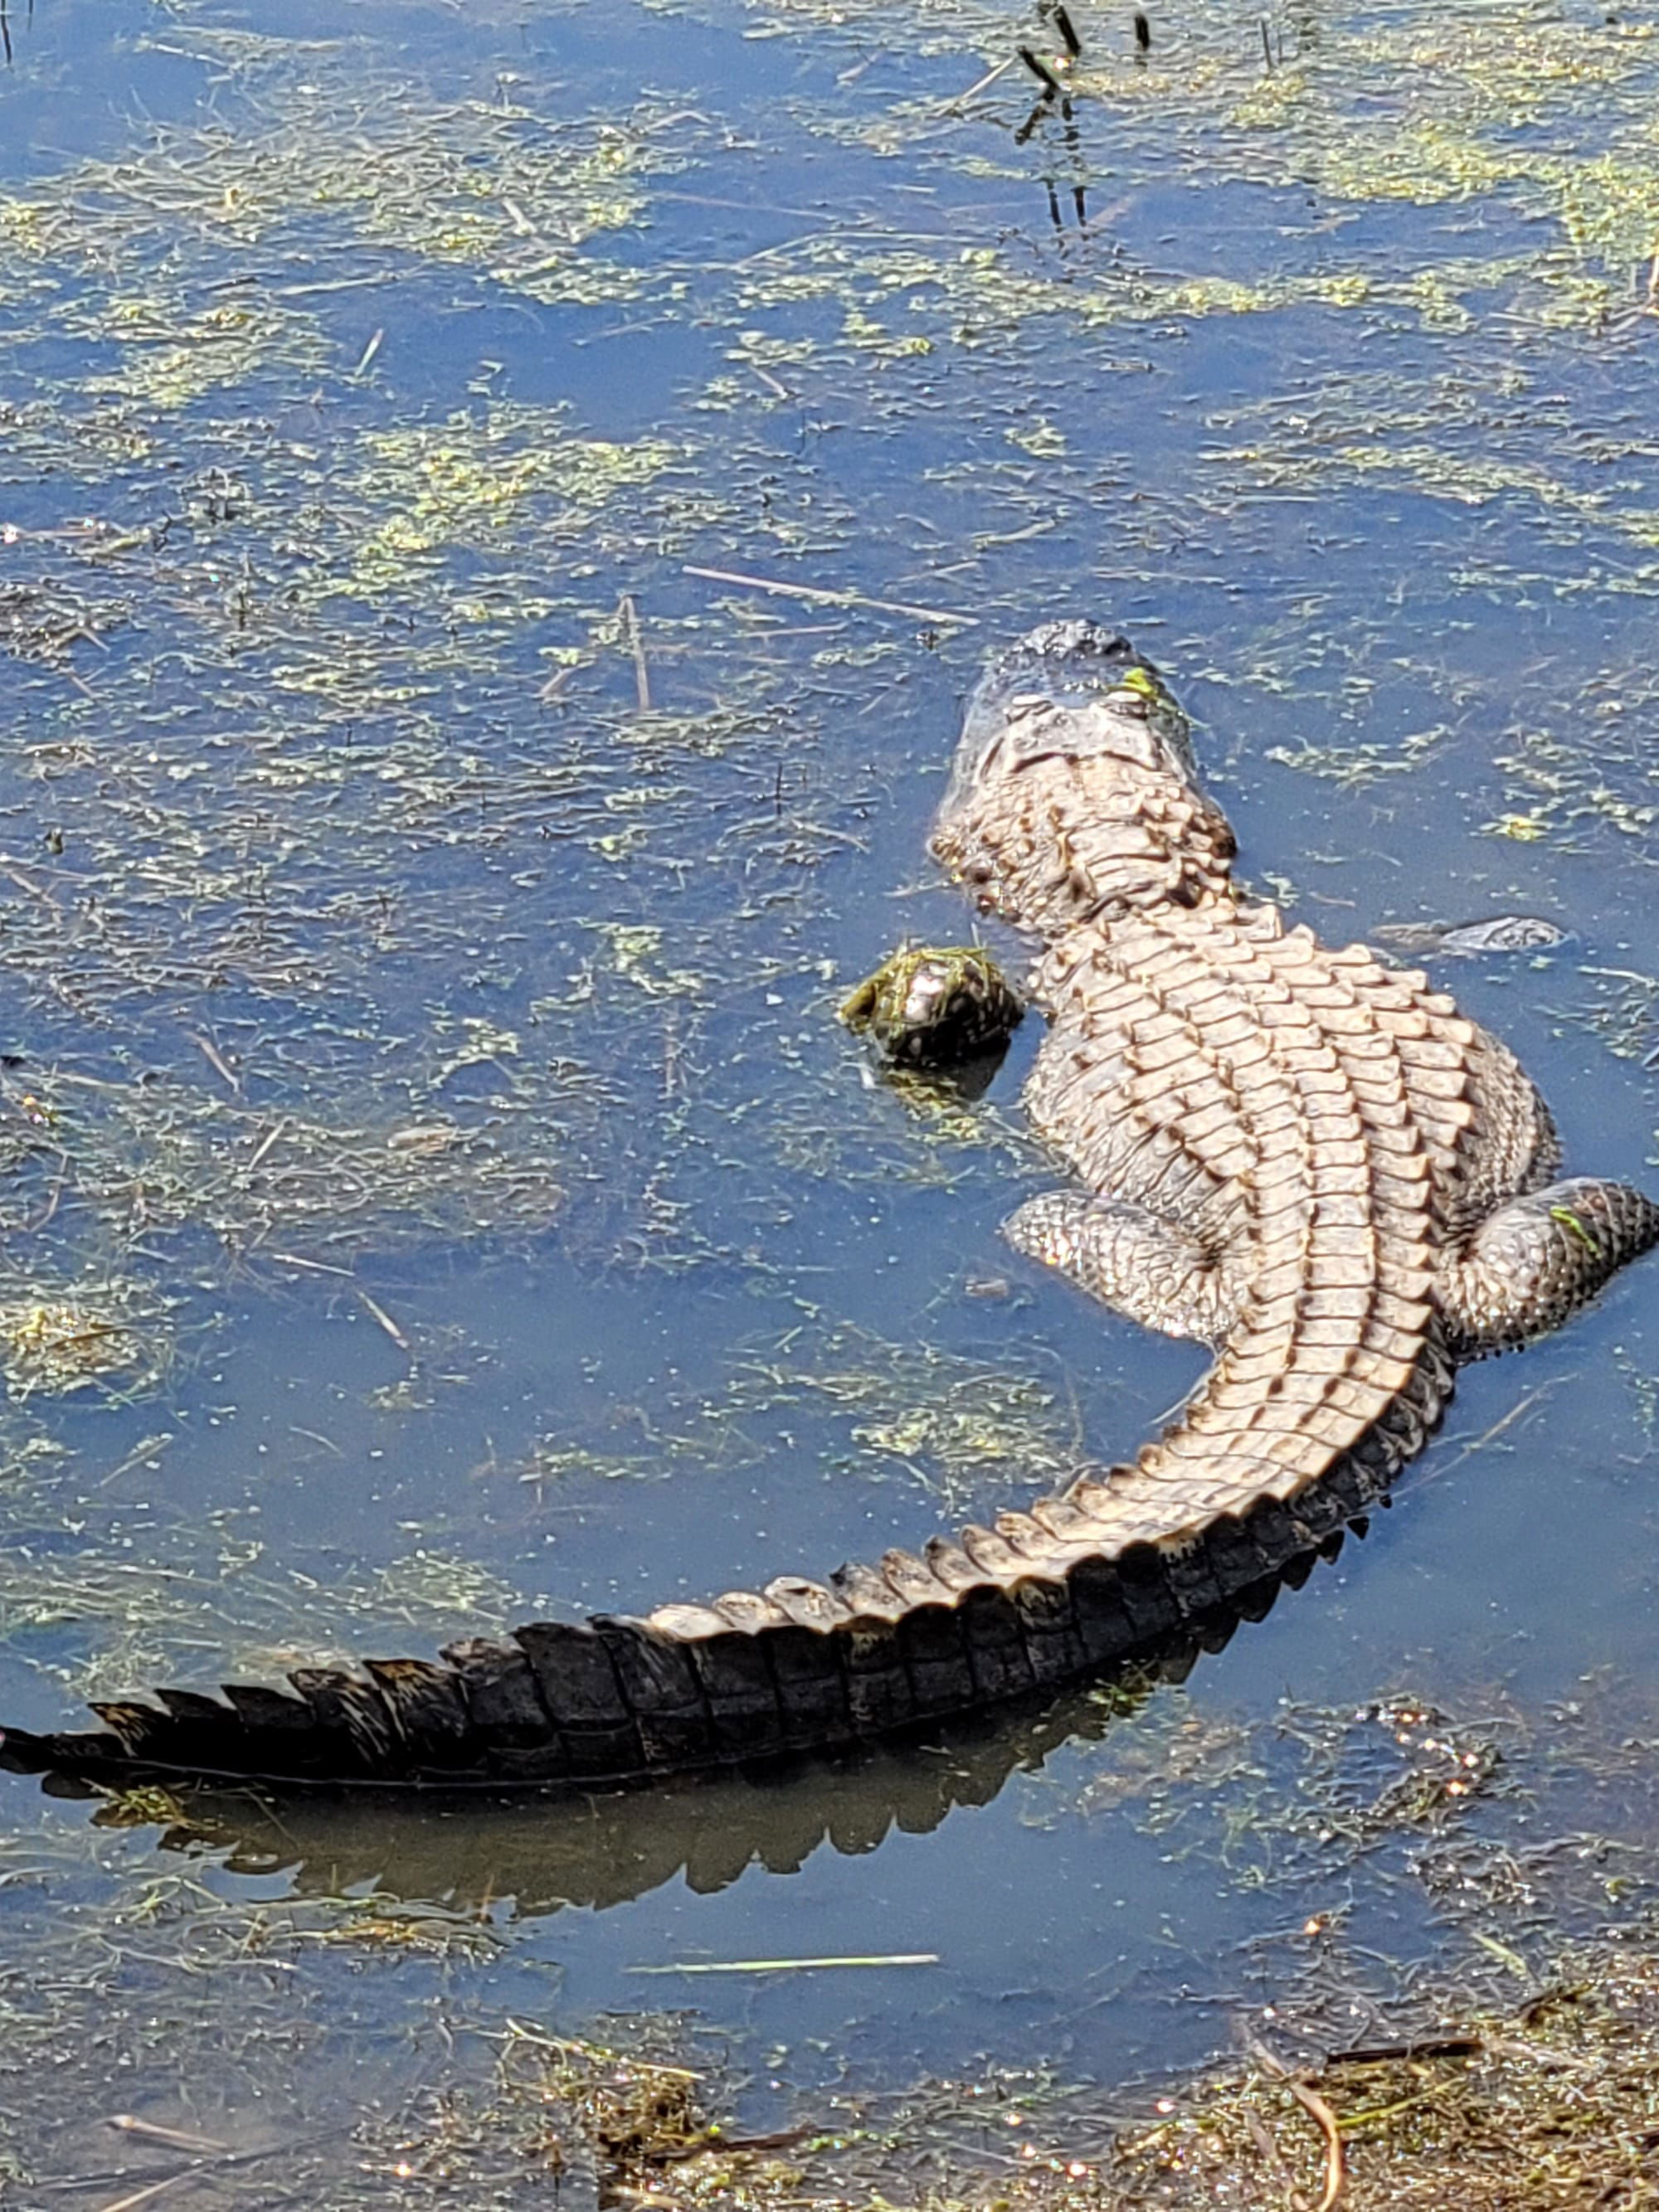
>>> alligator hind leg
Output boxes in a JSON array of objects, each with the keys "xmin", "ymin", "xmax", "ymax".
[
  {"xmin": 1438, "ymin": 1175, "xmax": 1659, "ymax": 1358},
  {"xmin": 1004, "ymin": 1189, "xmax": 1242, "ymax": 1345}
]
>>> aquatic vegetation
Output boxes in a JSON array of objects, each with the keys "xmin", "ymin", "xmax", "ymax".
[
  {"xmin": 0, "ymin": 0, "xmax": 1657, "ymax": 2195},
  {"xmin": 0, "ymin": 1296, "xmax": 153, "ymax": 1399},
  {"xmin": 342, "ymin": 407, "xmax": 685, "ymax": 600}
]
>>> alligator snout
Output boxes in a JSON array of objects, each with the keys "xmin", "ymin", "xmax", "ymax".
[{"xmin": 937, "ymin": 618, "xmax": 1199, "ymax": 854}]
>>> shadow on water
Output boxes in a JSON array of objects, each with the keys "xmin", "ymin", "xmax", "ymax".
[{"xmin": 37, "ymin": 1581, "xmax": 1299, "ymax": 1908}]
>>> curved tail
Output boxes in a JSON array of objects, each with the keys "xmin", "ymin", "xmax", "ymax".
[
  {"xmin": 56, "ymin": 1626, "xmax": 1255, "ymax": 1903},
  {"xmin": 0, "ymin": 1431, "xmax": 1393, "ymax": 1791}
]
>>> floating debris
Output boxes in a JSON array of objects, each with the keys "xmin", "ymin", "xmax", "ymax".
[
  {"xmin": 1374, "ymin": 914, "xmax": 1569, "ymax": 956},
  {"xmin": 627, "ymin": 1953, "xmax": 941, "ymax": 1976}
]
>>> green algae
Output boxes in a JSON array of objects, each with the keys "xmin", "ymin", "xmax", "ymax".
[
  {"xmin": 0, "ymin": 1286, "xmax": 167, "ymax": 1401},
  {"xmin": 0, "ymin": 1, "xmax": 1657, "ymax": 2201},
  {"xmin": 761, "ymin": 0, "xmax": 1659, "ymax": 300},
  {"xmin": 0, "ymin": 1513, "xmax": 518, "ymax": 1706},
  {"xmin": 342, "ymin": 408, "xmax": 684, "ymax": 600},
  {"xmin": 722, "ymin": 1317, "xmax": 1082, "ymax": 1512}
]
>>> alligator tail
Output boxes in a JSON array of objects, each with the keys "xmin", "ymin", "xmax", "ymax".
[{"xmin": 0, "ymin": 1407, "xmax": 1419, "ymax": 1791}]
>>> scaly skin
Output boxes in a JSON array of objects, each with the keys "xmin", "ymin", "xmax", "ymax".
[{"xmin": 5, "ymin": 620, "xmax": 1656, "ymax": 1792}]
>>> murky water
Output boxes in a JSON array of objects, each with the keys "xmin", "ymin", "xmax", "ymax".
[{"xmin": 2, "ymin": 0, "xmax": 1658, "ymax": 2193}]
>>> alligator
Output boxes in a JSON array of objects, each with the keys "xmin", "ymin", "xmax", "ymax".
[
  {"xmin": 4, "ymin": 618, "xmax": 1657, "ymax": 1794},
  {"xmin": 96, "ymin": 1651, "xmax": 1212, "ymax": 1908}
]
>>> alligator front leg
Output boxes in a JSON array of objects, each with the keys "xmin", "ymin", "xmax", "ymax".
[
  {"xmin": 1003, "ymin": 1190, "xmax": 1243, "ymax": 1347},
  {"xmin": 1437, "ymin": 1176, "xmax": 1659, "ymax": 1358}
]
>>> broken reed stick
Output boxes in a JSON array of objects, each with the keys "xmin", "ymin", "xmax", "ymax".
[
  {"xmin": 356, "ymin": 1286, "xmax": 411, "ymax": 1353},
  {"xmin": 1248, "ymin": 2041, "xmax": 1345, "ymax": 2210},
  {"xmin": 108, "ymin": 2117, "xmax": 230, "ymax": 2156},
  {"xmin": 683, "ymin": 563, "xmax": 977, "ymax": 627},
  {"xmin": 185, "ymin": 1030, "xmax": 241, "ymax": 1095},
  {"xmin": 628, "ymin": 1952, "xmax": 940, "ymax": 1976},
  {"xmin": 1018, "ymin": 44, "xmax": 1065, "ymax": 96},
  {"xmin": 618, "ymin": 593, "xmax": 651, "ymax": 710},
  {"xmin": 947, "ymin": 53, "xmax": 1018, "ymax": 109}
]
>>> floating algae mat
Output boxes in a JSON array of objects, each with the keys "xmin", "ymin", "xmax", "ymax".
[{"xmin": 0, "ymin": 0, "xmax": 1657, "ymax": 2199}]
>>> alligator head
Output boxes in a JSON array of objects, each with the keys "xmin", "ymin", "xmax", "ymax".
[{"xmin": 931, "ymin": 618, "xmax": 1236, "ymax": 931}]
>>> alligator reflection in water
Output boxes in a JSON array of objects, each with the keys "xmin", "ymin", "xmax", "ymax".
[{"xmin": 61, "ymin": 1574, "xmax": 1312, "ymax": 1910}]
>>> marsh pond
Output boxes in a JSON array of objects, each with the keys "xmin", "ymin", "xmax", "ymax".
[{"xmin": 2, "ymin": 0, "xmax": 1659, "ymax": 2202}]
